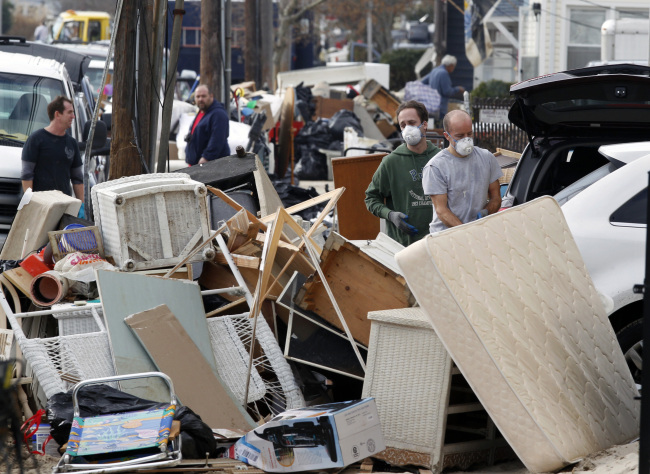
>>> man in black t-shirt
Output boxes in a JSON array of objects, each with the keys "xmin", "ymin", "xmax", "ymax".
[{"xmin": 21, "ymin": 96, "xmax": 84, "ymax": 200}]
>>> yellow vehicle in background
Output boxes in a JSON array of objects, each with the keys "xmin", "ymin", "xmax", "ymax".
[{"xmin": 51, "ymin": 11, "xmax": 111, "ymax": 43}]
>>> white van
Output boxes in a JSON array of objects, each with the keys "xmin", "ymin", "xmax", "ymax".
[{"xmin": 0, "ymin": 51, "xmax": 95, "ymax": 244}]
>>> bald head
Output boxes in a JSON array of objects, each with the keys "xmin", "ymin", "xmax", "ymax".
[{"xmin": 443, "ymin": 110, "xmax": 472, "ymax": 134}]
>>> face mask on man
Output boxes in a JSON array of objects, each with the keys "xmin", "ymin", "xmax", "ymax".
[
  {"xmin": 448, "ymin": 136, "xmax": 474, "ymax": 156},
  {"xmin": 402, "ymin": 123, "xmax": 425, "ymax": 146}
]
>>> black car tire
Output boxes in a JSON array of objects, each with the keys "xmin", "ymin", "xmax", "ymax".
[{"xmin": 616, "ymin": 317, "xmax": 643, "ymax": 386}]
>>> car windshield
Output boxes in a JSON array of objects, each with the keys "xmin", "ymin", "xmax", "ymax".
[
  {"xmin": 86, "ymin": 67, "xmax": 113, "ymax": 100},
  {"xmin": 554, "ymin": 161, "xmax": 620, "ymax": 206},
  {"xmin": 0, "ymin": 73, "xmax": 65, "ymax": 141}
]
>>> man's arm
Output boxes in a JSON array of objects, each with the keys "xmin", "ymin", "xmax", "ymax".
[
  {"xmin": 365, "ymin": 167, "xmax": 392, "ymax": 220},
  {"xmin": 72, "ymin": 183, "xmax": 84, "ymax": 201},
  {"xmin": 22, "ymin": 180, "xmax": 32, "ymax": 192},
  {"xmin": 201, "ymin": 109, "xmax": 229, "ymax": 162},
  {"xmin": 485, "ymin": 180, "xmax": 502, "ymax": 215},
  {"xmin": 431, "ymin": 194, "xmax": 463, "ymax": 228}
]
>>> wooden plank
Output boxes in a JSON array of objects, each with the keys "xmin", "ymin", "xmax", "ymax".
[
  {"xmin": 125, "ymin": 304, "xmax": 255, "ymax": 430},
  {"xmin": 259, "ymin": 188, "xmax": 345, "ymax": 225},
  {"xmin": 205, "ymin": 297, "xmax": 248, "ymax": 317},
  {"xmin": 332, "ymin": 154, "xmax": 384, "ymax": 240},
  {"xmin": 3, "ymin": 267, "xmax": 34, "ymax": 298},
  {"xmin": 96, "ymin": 270, "xmax": 219, "ymax": 401},
  {"xmin": 215, "ymin": 252, "xmax": 260, "ymax": 269}
]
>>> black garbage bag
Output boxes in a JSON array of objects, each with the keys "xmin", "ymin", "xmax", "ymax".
[
  {"xmin": 328, "ymin": 109, "xmax": 363, "ymax": 140},
  {"xmin": 294, "ymin": 82, "xmax": 315, "ymax": 121},
  {"xmin": 294, "ymin": 145, "xmax": 328, "ymax": 181},
  {"xmin": 47, "ymin": 384, "xmax": 218, "ymax": 458},
  {"xmin": 0, "ymin": 259, "xmax": 21, "ymax": 274},
  {"xmin": 294, "ymin": 119, "xmax": 333, "ymax": 150},
  {"xmin": 174, "ymin": 405, "xmax": 217, "ymax": 458}
]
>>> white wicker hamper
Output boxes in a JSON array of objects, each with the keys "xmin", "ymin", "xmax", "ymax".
[
  {"xmin": 91, "ymin": 173, "xmax": 214, "ymax": 271},
  {"xmin": 362, "ymin": 307, "xmax": 452, "ymax": 471}
]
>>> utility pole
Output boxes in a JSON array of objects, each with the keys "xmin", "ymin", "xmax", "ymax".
[
  {"xmin": 433, "ymin": 0, "xmax": 447, "ymax": 66},
  {"xmin": 156, "ymin": 1, "xmax": 185, "ymax": 172},
  {"xmin": 109, "ymin": 0, "xmax": 154, "ymax": 179},
  {"xmin": 367, "ymin": 1, "xmax": 373, "ymax": 63},
  {"xmin": 245, "ymin": 0, "xmax": 273, "ymax": 89},
  {"xmin": 148, "ymin": 0, "xmax": 166, "ymax": 171},
  {"xmin": 244, "ymin": 0, "xmax": 259, "ymax": 85},
  {"xmin": 201, "ymin": 0, "xmax": 223, "ymax": 102}
]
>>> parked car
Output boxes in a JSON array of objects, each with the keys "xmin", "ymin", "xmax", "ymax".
[
  {"xmin": 0, "ymin": 51, "xmax": 108, "ymax": 246},
  {"xmin": 504, "ymin": 63, "xmax": 650, "ymax": 384},
  {"xmin": 560, "ymin": 142, "xmax": 649, "ymax": 385}
]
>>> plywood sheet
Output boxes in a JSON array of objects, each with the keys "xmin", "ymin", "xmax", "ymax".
[
  {"xmin": 125, "ymin": 304, "xmax": 255, "ymax": 430},
  {"xmin": 331, "ymin": 154, "xmax": 384, "ymax": 240},
  {"xmin": 96, "ymin": 270, "xmax": 216, "ymax": 401}
]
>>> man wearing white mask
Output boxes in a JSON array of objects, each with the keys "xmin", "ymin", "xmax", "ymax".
[
  {"xmin": 365, "ymin": 100, "xmax": 441, "ymax": 246},
  {"xmin": 422, "ymin": 109, "xmax": 502, "ymax": 233}
]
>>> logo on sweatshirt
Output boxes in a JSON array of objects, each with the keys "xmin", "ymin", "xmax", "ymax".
[
  {"xmin": 409, "ymin": 190, "xmax": 431, "ymax": 207},
  {"xmin": 409, "ymin": 167, "xmax": 423, "ymax": 181}
]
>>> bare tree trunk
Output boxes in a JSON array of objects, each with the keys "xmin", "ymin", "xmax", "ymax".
[
  {"xmin": 201, "ymin": 0, "xmax": 223, "ymax": 100},
  {"xmin": 110, "ymin": 0, "xmax": 143, "ymax": 178},
  {"xmin": 273, "ymin": 0, "xmax": 327, "ymax": 88}
]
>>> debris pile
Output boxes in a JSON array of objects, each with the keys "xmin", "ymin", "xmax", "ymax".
[{"xmin": 0, "ymin": 80, "xmax": 641, "ymax": 473}]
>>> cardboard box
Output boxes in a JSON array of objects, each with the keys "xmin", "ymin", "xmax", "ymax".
[
  {"xmin": 231, "ymin": 398, "xmax": 385, "ymax": 472},
  {"xmin": 313, "ymin": 96, "xmax": 354, "ymax": 119}
]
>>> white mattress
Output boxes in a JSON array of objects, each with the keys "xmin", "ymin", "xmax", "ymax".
[{"xmin": 394, "ymin": 196, "xmax": 639, "ymax": 472}]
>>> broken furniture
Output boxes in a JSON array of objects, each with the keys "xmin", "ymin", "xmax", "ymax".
[
  {"xmin": 0, "ymin": 296, "xmax": 115, "ymax": 409},
  {"xmin": 362, "ymin": 307, "xmax": 512, "ymax": 472},
  {"xmin": 0, "ymin": 190, "xmax": 81, "ymax": 261},
  {"xmin": 296, "ymin": 232, "xmax": 414, "ymax": 346},
  {"xmin": 91, "ymin": 173, "xmax": 215, "ymax": 271},
  {"xmin": 331, "ymin": 153, "xmax": 385, "ymax": 240},
  {"xmin": 395, "ymin": 196, "xmax": 640, "ymax": 472},
  {"xmin": 54, "ymin": 372, "xmax": 181, "ymax": 474},
  {"xmin": 361, "ymin": 79, "xmax": 401, "ymax": 121},
  {"xmin": 275, "ymin": 272, "xmax": 366, "ymax": 380}
]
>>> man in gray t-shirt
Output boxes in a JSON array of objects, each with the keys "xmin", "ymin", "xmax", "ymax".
[{"xmin": 422, "ymin": 110, "xmax": 502, "ymax": 233}]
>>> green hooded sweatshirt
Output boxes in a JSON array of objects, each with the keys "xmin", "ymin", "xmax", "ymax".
[{"xmin": 365, "ymin": 141, "xmax": 441, "ymax": 247}]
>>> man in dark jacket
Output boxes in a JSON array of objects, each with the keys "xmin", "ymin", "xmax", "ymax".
[{"xmin": 185, "ymin": 84, "xmax": 230, "ymax": 165}]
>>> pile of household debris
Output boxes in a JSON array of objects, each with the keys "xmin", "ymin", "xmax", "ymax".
[
  {"xmin": 175, "ymin": 75, "xmax": 418, "ymax": 182},
  {"xmin": 0, "ymin": 147, "xmax": 640, "ymax": 474}
]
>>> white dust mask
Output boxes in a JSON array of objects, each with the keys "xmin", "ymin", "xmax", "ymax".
[
  {"xmin": 402, "ymin": 123, "xmax": 424, "ymax": 146},
  {"xmin": 452, "ymin": 137, "xmax": 474, "ymax": 156}
]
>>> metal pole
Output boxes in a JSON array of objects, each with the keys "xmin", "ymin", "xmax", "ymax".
[
  {"xmin": 224, "ymin": 0, "xmax": 232, "ymax": 111},
  {"xmin": 84, "ymin": 0, "xmax": 124, "ymax": 218},
  {"xmin": 156, "ymin": 0, "xmax": 184, "ymax": 172},
  {"xmin": 148, "ymin": 0, "xmax": 166, "ymax": 172},
  {"xmin": 366, "ymin": 0, "xmax": 373, "ymax": 63}
]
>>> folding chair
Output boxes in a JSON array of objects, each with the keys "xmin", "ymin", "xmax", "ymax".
[{"xmin": 54, "ymin": 372, "xmax": 181, "ymax": 474}]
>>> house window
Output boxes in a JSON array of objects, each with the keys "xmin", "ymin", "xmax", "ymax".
[{"xmin": 567, "ymin": 9, "xmax": 605, "ymax": 69}]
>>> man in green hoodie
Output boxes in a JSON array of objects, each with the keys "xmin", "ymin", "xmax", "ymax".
[{"xmin": 365, "ymin": 100, "xmax": 441, "ymax": 246}]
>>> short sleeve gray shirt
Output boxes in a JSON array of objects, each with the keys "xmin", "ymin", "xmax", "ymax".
[{"xmin": 422, "ymin": 147, "xmax": 502, "ymax": 233}]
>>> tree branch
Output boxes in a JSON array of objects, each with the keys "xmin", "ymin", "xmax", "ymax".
[{"xmin": 285, "ymin": 0, "xmax": 328, "ymax": 22}]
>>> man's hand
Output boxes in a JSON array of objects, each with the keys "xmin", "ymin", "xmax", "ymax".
[
  {"xmin": 388, "ymin": 211, "xmax": 418, "ymax": 235},
  {"xmin": 198, "ymin": 157, "xmax": 208, "ymax": 165}
]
